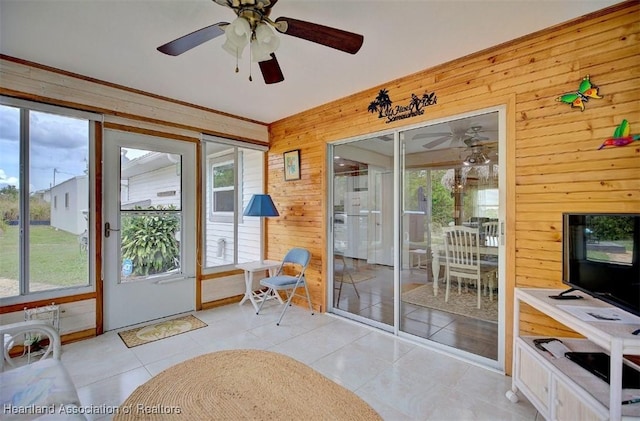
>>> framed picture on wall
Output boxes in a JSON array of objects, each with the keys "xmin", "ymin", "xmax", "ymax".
[{"xmin": 283, "ymin": 149, "xmax": 301, "ymax": 181}]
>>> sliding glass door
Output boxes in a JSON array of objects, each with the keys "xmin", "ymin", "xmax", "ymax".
[
  {"xmin": 331, "ymin": 137, "xmax": 394, "ymax": 329},
  {"xmin": 328, "ymin": 108, "xmax": 505, "ymax": 366}
]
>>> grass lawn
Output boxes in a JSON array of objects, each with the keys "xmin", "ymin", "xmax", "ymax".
[{"xmin": 0, "ymin": 225, "xmax": 88, "ymax": 291}]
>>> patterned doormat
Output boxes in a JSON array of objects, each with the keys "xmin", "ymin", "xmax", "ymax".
[{"xmin": 118, "ymin": 314, "xmax": 207, "ymax": 348}]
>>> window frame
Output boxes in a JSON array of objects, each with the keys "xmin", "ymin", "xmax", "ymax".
[
  {"xmin": 0, "ymin": 96, "xmax": 99, "ymax": 305},
  {"xmin": 201, "ymin": 135, "xmax": 267, "ymax": 273}
]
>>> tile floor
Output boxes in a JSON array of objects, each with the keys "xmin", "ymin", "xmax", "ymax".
[{"xmin": 59, "ymin": 301, "xmax": 538, "ymax": 420}]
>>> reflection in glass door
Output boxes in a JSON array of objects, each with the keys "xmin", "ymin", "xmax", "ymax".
[
  {"xmin": 331, "ymin": 138, "xmax": 395, "ymax": 328},
  {"xmin": 399, "ymin": 111, "xmax": 502, "ymax": 362}
]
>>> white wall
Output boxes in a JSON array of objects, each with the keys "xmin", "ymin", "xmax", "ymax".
[
  {"xmin": 126, "ymin": 165, "xmax": 181, "ymax": 208},
  {"xmin": 50, "ymin": 176, "xmax": 88, "ymax": 235}
]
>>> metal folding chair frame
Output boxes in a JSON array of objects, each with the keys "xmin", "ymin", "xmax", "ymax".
[{"xmin": 256, "ymin": 248, "xmax": 314, "ymax": 326}]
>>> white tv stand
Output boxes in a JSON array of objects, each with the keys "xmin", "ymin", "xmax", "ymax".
[{"xmin": 506, "ymin": 288, "xmax": 640, "ymax": 420}]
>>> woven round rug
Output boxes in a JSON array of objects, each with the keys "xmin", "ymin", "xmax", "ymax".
[{"xmin": 114, "ymin": 349, "xmax": 382, "ymax": 420}]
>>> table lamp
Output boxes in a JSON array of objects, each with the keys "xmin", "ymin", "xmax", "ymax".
[{"xmin": 243, "ymin": 194, "xmax": 279, "ymax": 264}]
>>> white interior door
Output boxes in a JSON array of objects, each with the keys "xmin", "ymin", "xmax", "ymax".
[
  {"xmin": 103, "ymin": 130, "xmax": 196, "ymax": 331},
  {"xmin": 368, "ymin": 169, "xmax": 393, "ymax": 266}
]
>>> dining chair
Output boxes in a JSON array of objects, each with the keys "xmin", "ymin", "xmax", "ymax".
[
  {"xmin": 334, "ymin": 252, "xmax": 359, "ymax": 303},
  {"xmin": 256, "ymin": 247, "xmax": 313, "ymax": 326},
  {"xmin": 481, "ymin": 221, "xmax": 499, "ymax": 300},
  {"xmin": 482, "ymin": 221, "xmax": 499, "ymax": 247},
  {"xmin": 442, "ymin": 226, "xmax": 496, "ymax": 309}
]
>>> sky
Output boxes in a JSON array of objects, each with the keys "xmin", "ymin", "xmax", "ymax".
[{"xmin": 0, "ymin": 104, "xmax": 89, "ymax": 192}]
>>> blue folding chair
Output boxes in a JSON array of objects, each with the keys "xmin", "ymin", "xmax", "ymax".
[{"xmin": 256, "ymin": 248, "xmax": 313, "ymax": 326}]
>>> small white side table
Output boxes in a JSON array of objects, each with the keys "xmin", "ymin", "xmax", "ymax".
[
  {"xmin": 236, "ymin": 260, "xmax": 283, "ymax": 312},
  {"xmin": 409, "ymin": 249, "xmax": 428, "ymax": 270}
]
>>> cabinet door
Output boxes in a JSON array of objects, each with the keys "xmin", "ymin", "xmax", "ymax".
[
  {"xmin": 518, "ymin": 346, "xmax": 550, "ymax": 413},
  {"xmin": 554, "ymin": 380, "xmax": 606, "ymax": 421}
]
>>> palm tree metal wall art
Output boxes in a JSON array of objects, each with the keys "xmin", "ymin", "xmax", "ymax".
[{"xmin": 368, "ymin": 88, "xmax": 437, "ymax": 123}]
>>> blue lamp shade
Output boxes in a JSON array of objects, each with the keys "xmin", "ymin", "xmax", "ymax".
[{"xmin": 243, "ymin": 194, "xmax": 279, "ymax": 217}]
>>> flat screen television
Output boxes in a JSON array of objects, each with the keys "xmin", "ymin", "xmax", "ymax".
[{"xmin": 562, "ymin": 213, "xmax": 640, "ymax": 317}]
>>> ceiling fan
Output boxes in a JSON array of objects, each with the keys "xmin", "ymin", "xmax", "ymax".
[
  {"xmin": 418, "ymin": 122, "xmax": 494, "ymax": 150},
  {"xmin": 157, "ymin": 0, "xmax": 364, "ymax": 84},
  {"xmin": 460, "ymin": 127, "xmax": 497, "ymax": 166}
]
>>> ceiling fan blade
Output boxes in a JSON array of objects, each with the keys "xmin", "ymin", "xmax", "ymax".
[
  {"xmin": 451, "ymin": 139, "xmax": 469, "ymax": 149},
  {"xmin": 157, "ymin": 22, "xmax": 228, "ymax": 56},
  {"xmin": 422, "ymin": 136, "xmax": 451, "ymax": 149},
  {"xmin": 412, "ymin": 132, "xmax": 454, "ymax": 140},
  {"xmin": 258, "ymin": 53, "xmax": 284, "ymax": 84},
  {"xmin": 275, "ymin": 17, "xmax": 363, "ymax": 54}
]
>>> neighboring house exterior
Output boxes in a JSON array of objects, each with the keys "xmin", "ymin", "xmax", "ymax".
[
  {"xmin": 50, "ymin": 175, "xmax": 88, "ymax": 235},
  {"xmin": 122, "ymin": 149, "xmax": 263, "ymax": 267},
  {"xmin": 32, "ymin": 189, "xmax": 51, "ymax": 203},
  {"xmin": 121, "ymin": 151, "xmax": 181, "ymax": 209}
]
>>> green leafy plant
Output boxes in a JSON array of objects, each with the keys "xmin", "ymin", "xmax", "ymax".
[
  {"xmin": 589, "ymin": 215, "xmax": 633, "ymax": 242},
  {"xmin": 0, "ymin": 186, "xmax": 51, "ymax": 222},
  {"xmin": 121, "ymin": 205, "xmax": 180, "ymax": 276}
]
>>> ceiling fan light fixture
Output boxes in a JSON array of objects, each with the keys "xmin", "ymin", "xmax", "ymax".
[
  {"xmin": 223, "ymin": 17, "xmax": 251, "ymax": 54},
  {"xmin": 256, "ymin": 23, "xmax": 279, "ymax": 48},
  {"xmin": 222, "ymin": 38, "xmax": 245, "ymax": 59},
  {"xmin": 251, "ymin": 23, "xmax": 280, "ymax": 62},
  {"xmin": 251, "ymin": 42, "xmax": 270, "ymax": 62},
  {"xmin": 463, "ymin": 151, "xmax": 490, "ymax": 166}
]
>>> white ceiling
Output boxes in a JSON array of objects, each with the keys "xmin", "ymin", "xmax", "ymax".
[{"xmin": 0, "ymin": 0, "xmax": 620, "ymax": 124}]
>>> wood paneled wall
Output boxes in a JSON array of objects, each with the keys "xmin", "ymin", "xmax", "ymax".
[{"xmin": 267, "ymin": 1, "xmax": 639, "ymax": 369}]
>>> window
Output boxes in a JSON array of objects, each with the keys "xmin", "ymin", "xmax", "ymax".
[
  {"xmin": 119, "ymin": 147, "xmax": 183, "ymax": 281},
  {"xmin": 0, "ymin": 97, "xmax": 97, "ymax": 302},
  {"xmin": 476, "ymin": 188, "xmax": 499, "ymax": 219},
  {"xmin": 203, "ymin": 136, "xmax": 267, "ymax": 270},
  {"xmin": 211, "ymin": 160, "xmax": 235, "ymax": 216}
]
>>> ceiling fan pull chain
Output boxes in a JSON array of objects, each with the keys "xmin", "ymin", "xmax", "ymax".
[{"xmin": 248, "ymin": 44, "xmax": 253, "ymax": 81}]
